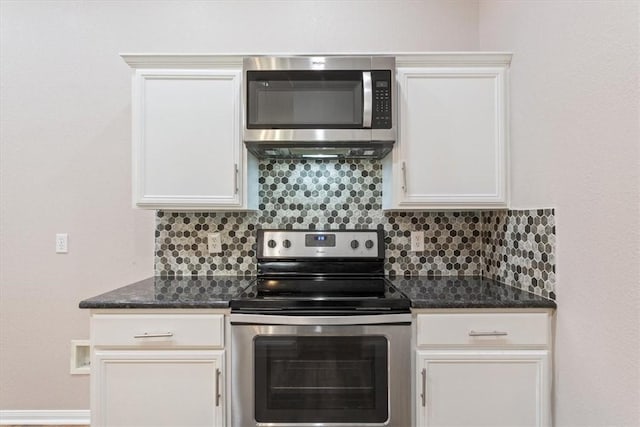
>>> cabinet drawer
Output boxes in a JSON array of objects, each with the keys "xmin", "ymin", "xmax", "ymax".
[
  {"xmin": 91, "ymin": 314, "xmax": 224, "ymax": 348},
  {"xmin": 416, "ymin": 313, "xmax": 549, "ymax": 347}
]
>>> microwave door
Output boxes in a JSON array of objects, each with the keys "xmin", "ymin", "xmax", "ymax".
[
  {"xmin": 246, "ymin": 70, "xmax": 366, "ymax": 129},
  {"xmin": 362, "ymin": 71, "xmax": 372, "ymax": 129}
]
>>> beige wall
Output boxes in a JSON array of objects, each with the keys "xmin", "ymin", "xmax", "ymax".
[
  {"xmin": 4, "ymin": 1, "xmax": 638, "ymax": 423},
  {"xmin": 479, "ymin": 1, "xmax": 640, "ymax": 425},
  {"xmin": 0, "ymin": 0, "xmax": 480, "ymax": 410}
]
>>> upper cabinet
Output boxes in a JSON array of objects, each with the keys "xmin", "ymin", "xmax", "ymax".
[
  {"xmin": 122, "ymin": 55, "xmax": 257, "ymax": 210},
  {"xmin": 383, "ymin": 53, "xmax": 511, "ymax": 210},
  {"xmin": 122, "ymin": 53, "xmax": 509, "ymax": 211}
]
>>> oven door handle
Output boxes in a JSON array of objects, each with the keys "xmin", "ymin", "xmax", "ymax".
[{"xmin": 229, "ymin": 313, "xmax": 411, "ymax": 325}]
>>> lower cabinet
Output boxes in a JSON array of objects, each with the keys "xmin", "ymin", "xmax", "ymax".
[
  {"xmin": 89, "ymin": 309, "xmax": 552, "ymax": 426},
  {"xmin": 93, "ymin": 349, "xmax": 224, "ymax": 427},
  {"xmin": 415, "ymin": 311, "xmax": 553, "ymax": 427},
  {"xmin": 416, "ymin": 350, "xmax": 549, "ymax": 426},
  {"xmin": 90, "ymin": 311, "xmax": 226, "ymax": 427}
]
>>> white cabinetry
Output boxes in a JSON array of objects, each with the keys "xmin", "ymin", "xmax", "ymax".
[
  {"xmin": 122, "ymin": 55, "xmax": 257, "ymax": 210},
  {"xmin": 90, "ymin": 311, "xmax": 226, "ymax": 427},
  {"xmin": 384, "ymin": 54, "xmax": 511, "ymax": 210},
  {"xmin": 414, "ymin": 310, "xmax": 553, "ymax": 427}
]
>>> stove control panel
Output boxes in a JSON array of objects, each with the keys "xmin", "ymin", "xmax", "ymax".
[{"xmin": 259, "ymin": 229, "xmax": 382, "ymax": 258}]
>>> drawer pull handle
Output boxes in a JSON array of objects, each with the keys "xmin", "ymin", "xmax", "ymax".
[
  {"xmin": 468, "ymin": 330, "xmax": 508, "ymax": 337},
  {"xmin": 215, "ymin": 369, "xmax": 222, "ymax": 407},
  {"xmin": 421, "ymin": 368, "xmax": 426, "ymax": 407},
  {"xmin": 133, "ymin": 332, "xmax": 174, "ymax": 339}
]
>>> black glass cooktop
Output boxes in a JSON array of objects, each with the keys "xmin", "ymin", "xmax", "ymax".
[
  {"xmin": 257, "ymin": 277, "xmax": 387, "ymax": 297},
  {"xmin": 230, "ymin": 276, "xmax": 410, "ymax": 315}
]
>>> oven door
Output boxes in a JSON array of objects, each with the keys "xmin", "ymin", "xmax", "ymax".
[{"xmin": 230, "ymin": 314, "xmax": 411, "ymax": 427}]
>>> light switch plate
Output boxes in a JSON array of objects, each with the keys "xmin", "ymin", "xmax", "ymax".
[{"xmin": 411, "ymin": 231, "xmax": 424, "ymax": 252}]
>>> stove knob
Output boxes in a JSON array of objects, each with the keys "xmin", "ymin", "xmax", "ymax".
[
  {"xmin": 282, "ymin": 239, "xmax": 292, "ymax": 249},
  {"xmin": 267, "ymin": 239, "xmax": 277, "ymax": 248},
  {"xmin": 365, "ymin": 239, "xmax": 375, "ymax": 249},
  {"xmin": 350, "ymin": 240, "xmax": 359, "ymax": 249}
]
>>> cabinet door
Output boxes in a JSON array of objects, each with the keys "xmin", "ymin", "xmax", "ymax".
[
  {"xmin": 416, "ymin": 350, "xmax": 550, "ymax": 427},
  {"xmin": 387, "ymin": 67, "xmax": 508, "ymax": 209},
  {"xmin": 92, "ymin": 349, "xmax": 224, "ymax": 427},
  {"xmin": 133, "ymin": 69, "xmax": 249, "ymax": 209}
]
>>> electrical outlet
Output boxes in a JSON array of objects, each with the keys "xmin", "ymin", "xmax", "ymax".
[
  {"xmin": 208, "ymin": 233, "xmax": 222, "ymax": 254},
  {"xmin": 411, "ymin": 231, "xmax": 424, "ymax": 252},
  {"xmin": 56, "ymin": 233, "xmax": 68, "ymax": 253}
]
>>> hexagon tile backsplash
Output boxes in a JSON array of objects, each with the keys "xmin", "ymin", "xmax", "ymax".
[
  {"xmin": 482, "ymin": 209, "xmax": 556, "ymax": 300},
  {"xmin": 155, "ymin": 160, "xmax": 556, "ymax": 299}
]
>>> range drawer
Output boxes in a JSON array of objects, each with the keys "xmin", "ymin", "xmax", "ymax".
[
  {"xmin": 416, "ymin": 312, "xmax": 550, "ymax": 347},
  {"xmin": 91, "ymin": 314, "xmax": 224, "ymax": 348}
]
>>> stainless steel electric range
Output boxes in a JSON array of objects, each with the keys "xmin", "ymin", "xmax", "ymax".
[{"xmin": 230, "ymin": 229, "xmax": 411, "ymax": 427}]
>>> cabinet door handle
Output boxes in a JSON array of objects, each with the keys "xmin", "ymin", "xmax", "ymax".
[
  {"xmin": 421, "ymin": 368, "xmax": 426, "ymax": 407},
  {"xmin": 401, "ymin": 161, "xmax": 408, "ymax": 193},
  {"xmin": 234, "ymin": 163, "xmax": 239, "ymax": 195},
  {"xmin": 215, "ymin": 368, "xmax": 222, "ymax": 407},
  {"xmin": 133, "ymin": 332, "xmax": 173, "ymax": 339},
  {"xmin": 468, "ymin": 330, "xmax": 509, "ymax": 337}
]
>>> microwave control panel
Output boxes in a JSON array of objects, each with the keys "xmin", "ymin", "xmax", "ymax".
[{"xmin": 371, "ymin": 70, "xmax": 392, "ymax": 129}]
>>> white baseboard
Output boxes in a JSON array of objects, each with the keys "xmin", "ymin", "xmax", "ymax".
[{"xmin": 0, "ymin": 409, "xmax": 90, "ymax": 425}]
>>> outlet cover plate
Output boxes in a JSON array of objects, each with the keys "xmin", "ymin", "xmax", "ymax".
[{"xmin": 411, "ymin": 231, "xmax": 424, "ymax": 252}]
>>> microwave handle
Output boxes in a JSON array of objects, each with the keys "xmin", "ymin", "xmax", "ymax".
[{"xmin": 362, "ymin": 71, "xmax": 372, "ymax": 128}]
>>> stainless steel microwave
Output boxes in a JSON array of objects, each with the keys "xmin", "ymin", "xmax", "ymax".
[{"xmin": 242, "ymin": 56, "xmax": 396, "ymax": 159}]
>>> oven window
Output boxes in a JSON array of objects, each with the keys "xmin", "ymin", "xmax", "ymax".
[
  {"xmin": 247, "ymin": 70, "xmax": 364, "ymax": 129},
  {"xmin": 254, "ymin": 335, "xmax": 388, "ymax": 423}
]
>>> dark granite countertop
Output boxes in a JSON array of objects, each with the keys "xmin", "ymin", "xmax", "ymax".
[
  {"xmin": 79, "ymin": 276, "xmax": 255, "ymax": 309},
  {"xmin": 389, "ymin": 276, "xmax": 557, "ymax": 309},
  {"xmin": 80, "ymin": 275, "xmax": 555, "ymax": 310}
]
